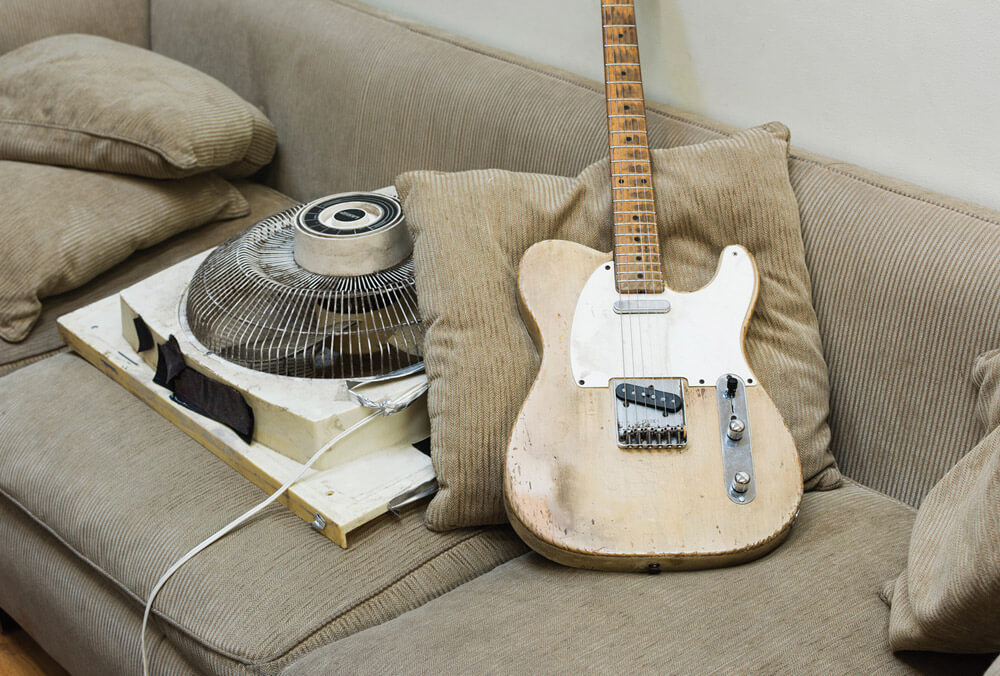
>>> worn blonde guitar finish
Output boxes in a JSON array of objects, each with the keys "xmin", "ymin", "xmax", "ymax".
[
  {"xmin": 504, "ymin": 0, "xmax": 801, "ymax": 571},
  {"xmin": 504, "ymin": 241, "xmax": 803, "ymax": 571}
]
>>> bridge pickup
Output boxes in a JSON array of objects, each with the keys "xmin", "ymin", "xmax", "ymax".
[
  {"xmin": 612, "ymin": 298, "xmax": 671, "ymax": 314},
  {"xmin": 614, "ymin": 382, "xmax": 682, "ymax": 413},
  {"xmin": 612, "ymin": 378, "xmax": 686, "ymax": 449}
]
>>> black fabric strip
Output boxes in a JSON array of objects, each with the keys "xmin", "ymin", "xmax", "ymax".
[
  {"xmin": 153, "ymin": 336, "xmax": 186, "ymax": 389},
  {"xmin": 152, "ymin": 335, "xmax": 255, "ymax": 444},
  {"xmin": 133, "ymin": 315, "xmax": 155, "ymax": 352}
]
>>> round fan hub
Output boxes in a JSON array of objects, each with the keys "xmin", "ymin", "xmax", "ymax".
[{"xmin": 293, "ymin": 192, "xmax": 411, "ymax": 276}]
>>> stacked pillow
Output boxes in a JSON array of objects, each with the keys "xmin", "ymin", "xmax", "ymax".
[{"xmin": 0, "ymin": 34, "xmax": 277, "ymax": 342}]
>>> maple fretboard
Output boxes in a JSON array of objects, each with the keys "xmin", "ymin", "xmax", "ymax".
[{"xmin": 601, "ymin": 0, "xmax": 664, "ymax": 294}]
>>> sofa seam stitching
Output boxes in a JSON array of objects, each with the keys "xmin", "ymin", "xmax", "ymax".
[
  {"xmin": 0, "ymin": 118, "xmax": 197, "ymax": 169},
  {"xmin": 840, "ymin": 476, "xmax": 918, "ymax": 513},
  {"xmin": 0, "ymin": 487, "xmax": 259, "ymax": 664},
  {"xmin": 0, "ymin": 485, "xmax": 500, "ymax": 667},
  {"xmin": 245, "ymin": 527, "xmax": 493, "ymax": 667}
]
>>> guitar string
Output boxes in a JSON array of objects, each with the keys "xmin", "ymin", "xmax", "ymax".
[
  {"xmin": 607, "ymin": 2, "xmax": 645, "ymax": 434},
  {"xmin": 605, "ymin": 1, "xmax": 630, "ymax": 435}
]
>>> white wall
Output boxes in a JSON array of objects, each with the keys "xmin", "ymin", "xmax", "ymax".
[{"xmin": 362, "ymin": 0, "xmax": 1000, "ymax": 213}]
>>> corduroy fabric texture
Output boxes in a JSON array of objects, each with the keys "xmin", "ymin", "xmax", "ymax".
[
  {"xmin": 150, "ymin": 0, "xmax": 1000, "ymax": 510},
  {"xmin": 284, "ymin": 483, "xmax": 993, "ymax": 675},
  {"xmin": 0, "ymin": 161, "xmax": 249, "ymax": 343},
  {"xmin": 149, "ymin": 0, "xmax": 723, "ymax": 200},
  {"xmin": 398, "ymin": 124, "xmax": 839, "ymax": 530},
  {"xmin": 0, "ymin": 355, "xmax": 528, "ymax": 675},
  {"xmin": 0, "ymin": 497, "xmax": 202, "ymax": 676},
  {"xmin": 792, "ymin": 159, "xmax": 1000, "ymax": 507},
  {"xmin": 0, "ymin": 181, "xmax": 298, "ymax": 371},
  {"xmin": 883, "ymin": 348, "xmax": 1000, "ymax": 653},
  {"xmin": 0, "ymin": 34, "xmax": 277, "ymax": 180},
  {"xmin": 0, "ymin": 0, "xmax": 148, "ymax": 55}
]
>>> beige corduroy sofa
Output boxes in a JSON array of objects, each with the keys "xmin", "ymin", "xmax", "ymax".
[{"xmin": 0, "ymin": 0, "xmax": 998, "ymax": 674}]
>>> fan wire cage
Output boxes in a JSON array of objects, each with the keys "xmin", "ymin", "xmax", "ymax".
[{"xmin": 184, "ymin": 206, "xmax": 423, "ymax": 380}]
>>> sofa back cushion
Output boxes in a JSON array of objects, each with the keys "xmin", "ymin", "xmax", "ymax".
[
  {"xmin": 0, "ymin": 0, "xmax": 148, "ymax": 54},
  {"xmin": 150, "ymin": 0, "xmax": 1000, "ymax": 507}
]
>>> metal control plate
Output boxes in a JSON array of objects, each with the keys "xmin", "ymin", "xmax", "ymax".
[{"xmin": 716, "ymin": 373, "xmax": 756, "ymax": 504}]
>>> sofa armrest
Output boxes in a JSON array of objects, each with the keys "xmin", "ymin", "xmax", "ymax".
[{"xmin": 790, "ymin": 153, "xmax": 1000, "ymax": 507}]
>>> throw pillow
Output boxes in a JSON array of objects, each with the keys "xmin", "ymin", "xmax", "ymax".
[
  {"xmin": 397, "ymin": 123, "xmax": 841, "ymax": 530},
  {"xmin": 0, "ymin": 34, "xmax": 276, "ymax": 179},
  {"xmin": 0, "ymin": 161, "xmax": 249, "ymax": 342},
  {"xmin": 884, "ymin": 347, "xmax": 1000, "ymax": 653}
]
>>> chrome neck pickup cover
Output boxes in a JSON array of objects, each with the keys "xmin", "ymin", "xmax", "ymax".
[{"xmin": 612, "ymin": 378, "xmax": 687, "ymax": 449}]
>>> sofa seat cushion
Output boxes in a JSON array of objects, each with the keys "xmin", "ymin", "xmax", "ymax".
[
  {"xmin": 0, "ymin": 355, "xmax": 527, "ymax": 674},
  {"xmin": 0, "ymin": 181, "xmax": 298, "ymax": 377},
  {"xmin": 284, "ymin": 483, "xmax": 994, "ymax": 675}
]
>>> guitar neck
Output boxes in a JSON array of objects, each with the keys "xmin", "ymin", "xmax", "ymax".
[{"xmin": 602, "ymin": 0, "xmax": 664, "ymax": 294}]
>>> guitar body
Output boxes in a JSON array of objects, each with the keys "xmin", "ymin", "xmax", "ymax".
[{"xmin": 504, "ymin": 240, "xmax": 803, "ymax": 571}]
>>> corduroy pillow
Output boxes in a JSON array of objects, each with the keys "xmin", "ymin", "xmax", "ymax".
[
  {"xmin": 397, "ymin": 123, "xmax": 841, "ymax": 531},
  {"xmin": 883, "ymin": 348, "xmax": 1000, "ymax": 654},
  {"xmin": 0, "ymin": 161, "xmax": 249, "ymax": 342},
  {"xmin": 0, "ymin": 34, "xmax": 276, "ymax": 179}
]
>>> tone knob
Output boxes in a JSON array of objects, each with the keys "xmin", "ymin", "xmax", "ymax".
[
  {"xmin": 727, "ymin": 418, "xmax": 745, "ymax": 441},
  {"xmin": 732, "ymin": 471, "xmax": 751, "ymax": 493}
]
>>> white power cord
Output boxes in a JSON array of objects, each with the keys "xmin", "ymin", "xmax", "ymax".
[{"xmin": 138, "ymin": 381, "xmax": 418, "ymax": 676}]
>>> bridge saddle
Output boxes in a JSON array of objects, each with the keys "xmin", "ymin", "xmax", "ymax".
[{"xmin": 612, "ymin": 378, "xmax": 687, "ymax": 449}]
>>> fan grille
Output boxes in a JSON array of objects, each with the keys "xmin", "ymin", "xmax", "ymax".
[{"xmin": 185, "ymin": 205, "xmax": 423, "ymax": 379}]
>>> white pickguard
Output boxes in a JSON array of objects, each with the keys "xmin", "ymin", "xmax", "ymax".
[{"xmin": 570, "ymin": 245, "xmax": 759, "ymax": 388}]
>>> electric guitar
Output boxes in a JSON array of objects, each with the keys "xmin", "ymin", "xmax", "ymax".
[{"xmin": 503, "ymin": 0, "xmax": 803, "ymax": 571}]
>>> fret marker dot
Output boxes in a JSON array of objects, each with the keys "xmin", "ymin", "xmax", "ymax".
[
  {"xmin": 626, "ymin": 136, "xmax": 632, "ymax": 141},
  {"xmin": 641, "ymin": 179, "xmax": 647, "ymax": 184},
  {"xmin": 618, "ymin": 179, "xmax": 624, "ymax": 184},
  {"xmin": 633, "ymin": 236, "xmax": 640, "ymax": 241},
  {"xmin": 624, "ymin": 105, "xmax": 630, "ymax": 110},
  {"xmin": 632, "ymin": 216, "xmax": 638, "ymax": 221},
  {"xmin": 637, "ymin": 273, "xmax": 644, "ymax": 279},
  {"xmin": 621, "ymin": 70, "xmax": 626, "ymax": 76}
]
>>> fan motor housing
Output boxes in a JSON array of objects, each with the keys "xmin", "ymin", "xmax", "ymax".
[{"xmin": 293, "ymin": 191, "xmax": 412, "ymax": 276}]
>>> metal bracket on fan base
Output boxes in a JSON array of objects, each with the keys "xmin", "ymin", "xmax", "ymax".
[{"xmin": 716, "ymin": 373, "xmax": 756, "ymax": 504}]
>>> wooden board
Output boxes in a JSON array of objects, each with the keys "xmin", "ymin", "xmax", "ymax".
[
  {"xmin": 117, "ymin": 252, "xmax": 429, "ymax": 469},
  {"xmin": 505, "ymin": 240, "xmax": 803, "ymax": 571},
  {"xmin": 58, "ymin": 295, "xmax": 435, "ymax": 548}
]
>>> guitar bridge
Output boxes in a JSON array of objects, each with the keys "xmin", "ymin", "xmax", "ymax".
[{"xmin": 612, "ymin": 378, "xmax": 687, "ymax": 449}]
